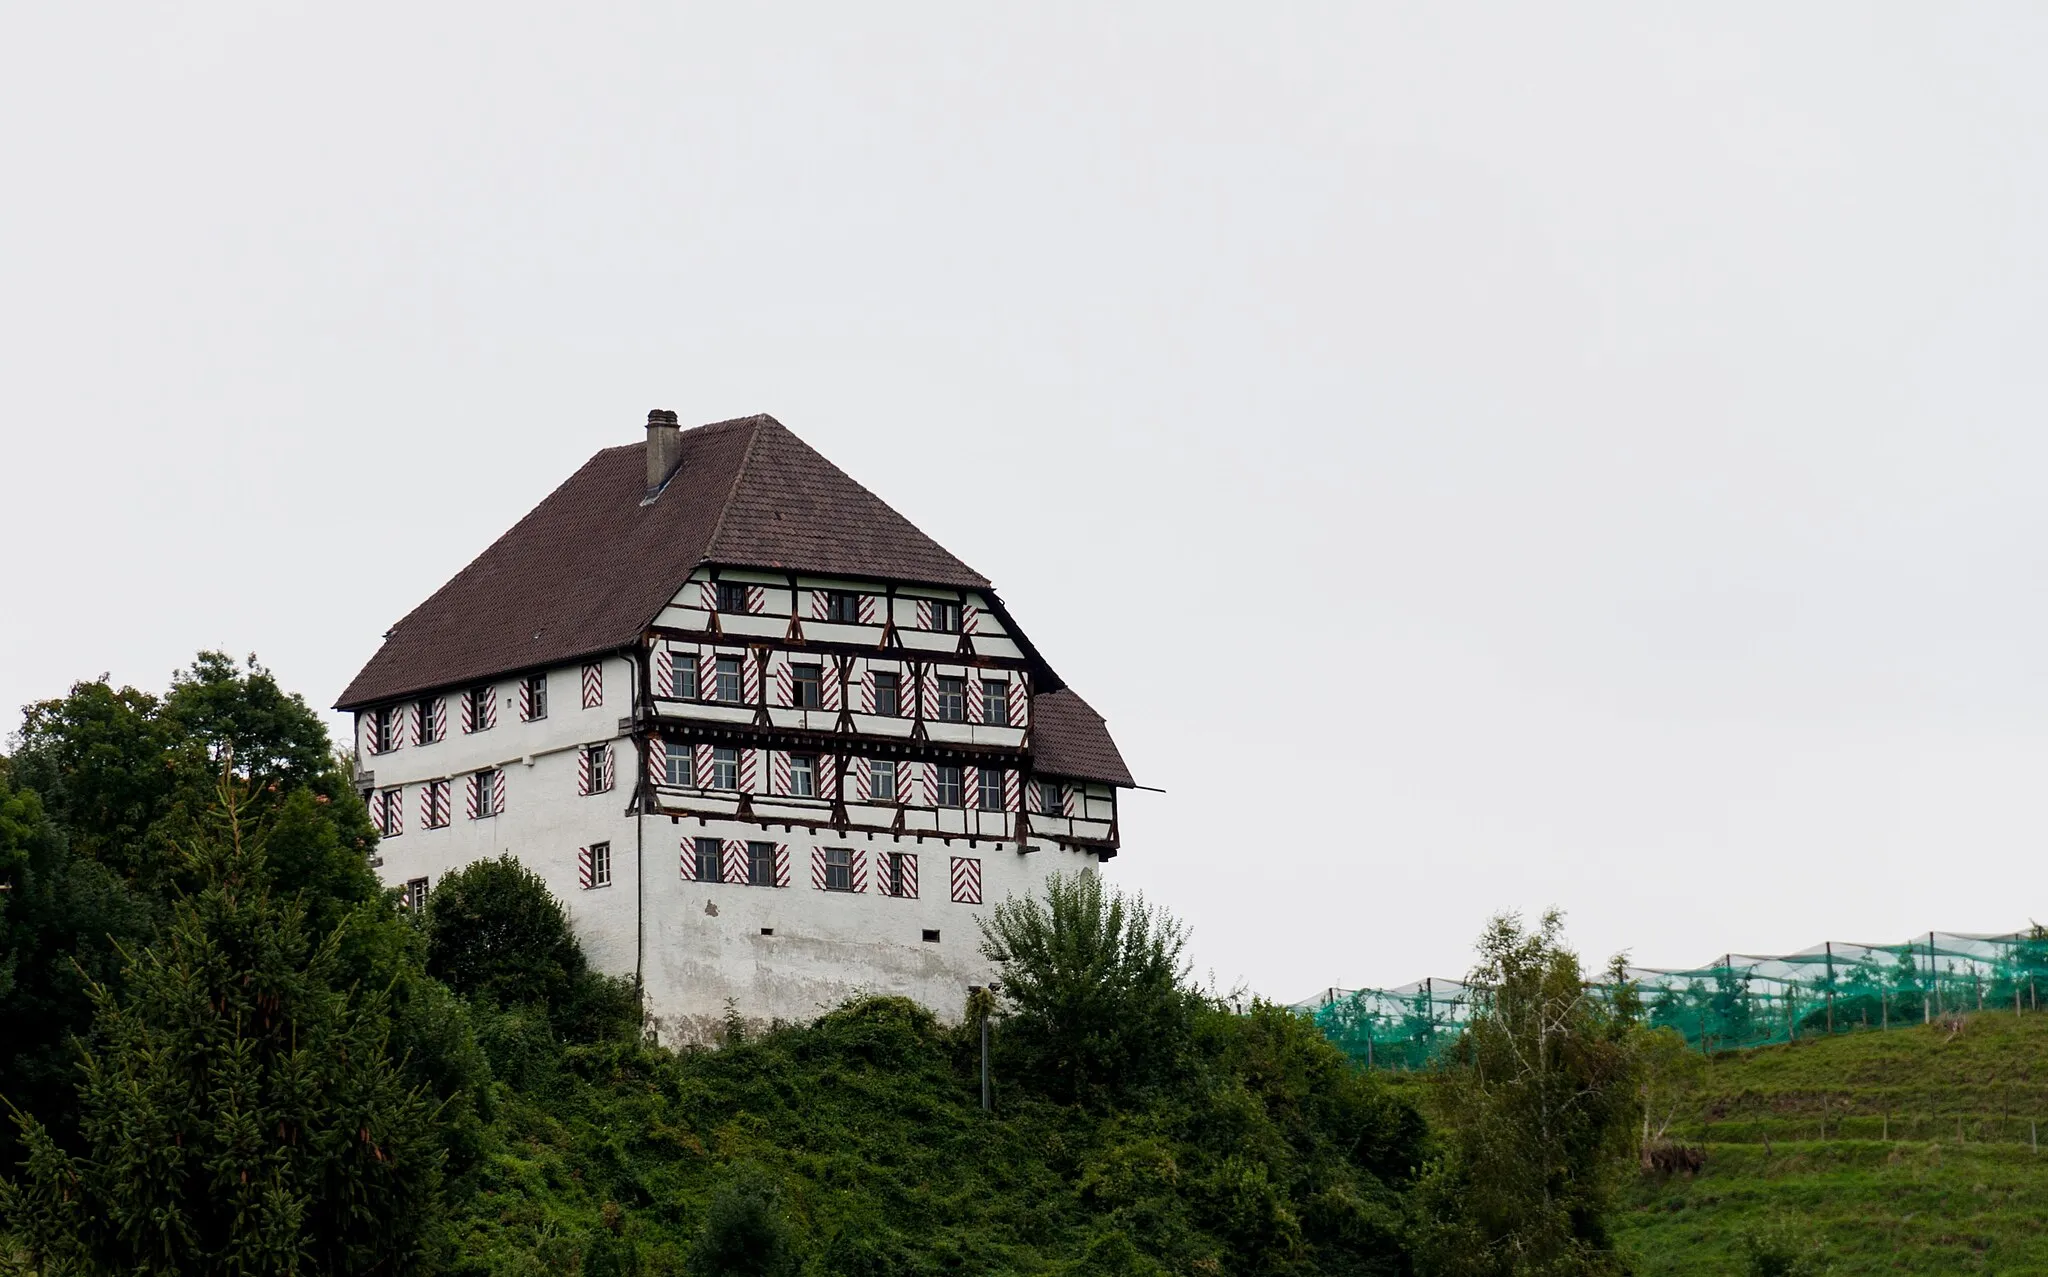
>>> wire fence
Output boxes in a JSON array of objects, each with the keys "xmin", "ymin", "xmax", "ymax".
[{"xmin": 1295, "ymin": 926, "xmax": 2048, "ymax": 1071}]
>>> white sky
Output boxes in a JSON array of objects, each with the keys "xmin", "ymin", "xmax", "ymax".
[{"xmin": 4, "ymin": 5, "xmax": 2047, "ymax": 1003}]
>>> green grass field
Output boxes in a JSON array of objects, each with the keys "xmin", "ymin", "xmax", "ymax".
[{"xmin": 1616, "ymin": 1010, "xmax": 2048, "ymax": 1273}]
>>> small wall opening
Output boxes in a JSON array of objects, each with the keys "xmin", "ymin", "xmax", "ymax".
[{"xmin": 922, "ymin": 929, "xmax": 941, "ymax": 943}]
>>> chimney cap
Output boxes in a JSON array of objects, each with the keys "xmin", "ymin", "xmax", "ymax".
[{"xmin": 647, "ymin": 408, "xmax": 679, "ymax": 426}]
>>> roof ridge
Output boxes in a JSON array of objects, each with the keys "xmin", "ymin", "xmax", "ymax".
[{"xmin": 696, "ymin": 416, "xmax": 768, "ymax": 570}]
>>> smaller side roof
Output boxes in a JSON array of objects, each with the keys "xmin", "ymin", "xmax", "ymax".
[{"xmin": 1031, "ymin": 689, "xmax": 1135, "ymax": 788}]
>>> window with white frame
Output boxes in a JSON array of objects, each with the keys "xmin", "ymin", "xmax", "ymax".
[
  {"xmin": 935, "ymin": 677, "xmax": 965, "ymax": 723},
  {"xmin": 977, "ymin": 769, "xmax": 1004, "ymax": 812},
  {"xmin": 425, "ymin": 779, "xmax": 452, "ymax": 828},
  {"xmin": 934, "ymin": 764, "xmax": 963, "ymax": 808},
  {"xmin": 665, "ymin": 742, "xmax": 693, "ymax": 786},
  {"xmin": 714, "ymin": 656, "xmax": 744, "ymax": 703},
  {"xmin": 467, "ymin": 686, "xmax": 493, "ymax": 731},
  {"xmin": 981, "ymin": 679, "xmax": 1009, "ymax": 726},
  {"xmin": 583, "ymin": 744, "xmax": 611, "ymax": 794},
  {"xmin": 403, "ymin": 877, "xmax": 428, "ymax": 912},
  {"xmin": 1037, "ymin": 778, "xmax": 1063, "ymax": 816},
  {"xmin": 370, "ymin": 706, "xmax": 397, "ymax": 753},
  {"xmin": 871, "ymin": 672, "xmax": 901, "ymax": 717},
  {"xmin": 589, "ymin": 841, "xmax": 611, "ymax": 888},
  {"xmin": 788, "ymin": 753, "xmax": 817, "ymax": 798},
  {"xmin": 472, "ymin": 769, "xmax": 501, "ymax": 818},
  {"xmin": 882, "ymin": 851, "xmax": 912, "ymax": 898},
  {"xmin": 868, "ymin": 758, "xmax": 898, "ymax": 802},
  {"xmin": 415, "ymin": 697, "xmax": 441, "ymax": 743},
  {"xmin": 930, "ymin": 600, "xmax": 962, "ymax": 633},
  {"xmin": 373, "ymin": 787, "xmax": 402, "ymax": 836},
  {"xmin": 710, "ymin": 747, "xmax": 740, "ymax": 791},
  {"xmin": 523, "ymin": 672, "xmax": 547, "ymax": 720},
  {"xmin": 673, "ymin": 652, "xmax": 699, "ymax": 699}
]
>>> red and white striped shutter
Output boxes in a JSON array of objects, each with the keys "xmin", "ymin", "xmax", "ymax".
[
  {"xmin": 917, "ymin": 761, "xmax": 937, "ymax": 807},
  {"xmin": 745, "ymin": 585, "xmax": 764, "ymax": 614},
  {"xmin": 810, "ymin": 589, "xmax": 828, "ymax": 620},
  {"xmin": 1010, "ymin": 678, "xmax": 1025, "ymax": 729},
  {"xmin": 491, "ymin": 770, "xmax": 507, "ymax": 814},
  {"xmin": 1003, "ymin": 768, "xmax": 1022, "ymax": 813},
  {"xmin": 582, "ymin": 662, "xmax": 603, "ymax": 708},
  {"xmin": 903, "ymin": 853, "xmax": 919, "ymax": 899},
  {"xmin": 459, "ymin": 695, "xmax": 475, "ymax": 735},
  {"xmin": 850, "ymin": 848, "xmax": 868, "ymax": 893},
  {"xmin": 519, "ymin": 680, "xmax": 535, "ymax": 720},
  {"xmin": 418, "ymin": 786, "xmax": 434, "ymax": 830},
  {"xmin": 858, "ymin": 595, "xmax": 877, "ymax": 624},
  {"xmin": 698, "ymin": 580, "xmax": 718, "ymax": 611},
  {"xmin": 577, "ymin": 846, "xmax": 593, "ymax": 890},
  {"xmin": 722, "ymin": 840, "xmax": 747, "ymax": 885},
  {"xmin": 770, "ymin": 750, "xmax": 790, "ymax": 796},
  {"xmin": 860, "ymin": 668, "xmax": 876, "ymax": 714},
  {"xmin": 744, "ymin": 650, "xmax": 762, "ymax": 704},
  {"xmin": 774, "ymin": 657, "xmax": 793, "ymax": 708},
  {"xmin": 849, "ymin": 757, "xmax": 870, "ymax": 802},
  {"xmin": 647, "ymin": 740, "xmax": 666, "ymax": 788},
  {"xmin": 774, "ymin": 844, "xmax": 790, "ymax": 888},
  {"xmin": 817, "ymin": 753, "xmax": 837, "ymax": 797},
  {"xmin": 1062, "ymin": 784, "xmax": 1079, "ymax": 818},
  {"xmin": 822, "ymin": 663, "xmax": 841, "ymax": 711},
  {"xmin": 740, "ymin": 748, "xmax": 759, "ymax": 792},
  {"xmin": 965, "ymin": 677, "xmax": 984, "ymax": 724},
  {"xmin": 917, "ymin": 599, "xmax": 934, "ymax": 631},
  {"xmin": 600, "ymin": 746, "xmax": 615, "ymax": 793},
  {"xmin": 951, "ymin": 857, "xmax": 982, "ymax": 904},
  {"xmin": 654, "ymin": 649, "xmax": 674, "ymax": 698},
  {"xmin": 693, "ymin": 744, "xmax": 712, "ymax": 788},
  {"xmin": 432, "ymin": 698, "xmax": 447, "ymax": 741},
  {"xmin": 577, "ymin": 749, "xmax": 593, "ymax": 796},
  {"xmin": 482, "ymin": 689, "xmax": 498, "ymax": 730},
  {"xmin": 811, "ymin": 847, "xmax": 829, "ymax": 890},
  {"xmin": 679, "ymin": 839, "xmax": 692, "ymax": 882},
  {"xmin": 962, "ymin": 765, "xmax": 979, "ymax": 811},
  {"xmin": 963, "ymin": 603, "xmax": 980, "ymax": 635},
  {"xmin": 465, "ymin": 775, "xmax": 480, "ymax": 820},
  {"xmin": 361, "ymin": 715, "xmax": 378, "ymax": 757}
]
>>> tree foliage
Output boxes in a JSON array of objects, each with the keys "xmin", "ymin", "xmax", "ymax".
[
  {"xmin": 977, "ymin": 869, "xmax": 1194, "ymax": 1106},
  {"xmin": 1, "ymin": 786, "xmax": 443, "ymax": 1275},
  {"xmin": 1413, "ymin": 910, "xmax": 1640, "ymax": 1276}
]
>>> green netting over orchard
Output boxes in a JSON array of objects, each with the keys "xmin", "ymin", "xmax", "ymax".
[{"xmin": 1296, "ymin": 926, "xmax": 2048, "ymax": 1070}]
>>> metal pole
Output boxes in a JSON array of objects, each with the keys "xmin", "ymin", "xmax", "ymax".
[
  {"xmin": 1825, "ymin": 941, "xmax": 1835, "ymax": 1035},
  {"xmin": 980, "ymin": 1010, "xmax": 991, "ymax": 1112}
]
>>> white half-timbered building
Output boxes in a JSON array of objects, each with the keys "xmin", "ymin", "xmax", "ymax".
[{"xmin": 337, "ymin": 411, "xmax": 1134, "ymax": 1042}]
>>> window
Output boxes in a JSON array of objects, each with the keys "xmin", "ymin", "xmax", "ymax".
[
  {"xmin": 881, "ymin": 851, "xmax": 916, "ymax": 898},
  {"xmin": 716, "ymin": 581, "xmax": 749, "ymax": 613},
  {"xmin": 665, "ymin": 743, "xmax": 693, "ymax": 786},
  {"xmin": 930, "ymin": 600, "xmax": 962, "ymax": 633},
  {"xmin": 788, "ymin": 753, "xmax": 817, "ymax": 798},
  {"xmin": 935, "ymin": 677, "xmax": 965, "ymax": 723},
  {"xmin": 791, "ymin": 664, "xmax": 822, "ymax": 709},
  {"xmin": 467, "ymin": 686, "xmax": 494, "ymax": 732},
  {"xmin": 425, "ymin": 779, "xmax": 452, "ymax": 828},
  {"xmin": 673, "ymin": 653, "xmax": 700, "ymax": 700},
  {"xmin": 403, "ymin": 878, "xmax": 428, "ymax": 912},
  {"xmin": 871, "ymin": 672, "xmax": 901, "ymax": 717},
  {"xmin": 583, "ymin": 744, "xmax": 612, "ymax": 794},
  {"xmin": 587, "ymin": 841, "xmax": 611, "ymax": 889},
  {"xmin": 978, "ymin": 769, "xmax": 1004, "ymax": 812},
  {"xmin": 981, "ymin": 679, "xmax": 1010, "ymax": 726},
  {"xmin": 826, "ymin": 590, "xmax": 863, "ymax": 623},
  {"xmin": 714, "ymin": 656, "xmax": 744, "ymax": 703},
  {"xmin": 371, "ymin": 706, "xmax": 397, "ymax": 753},
  {"xmin": 934, "ymin": 764, "xmax": 963, "ymax": 808},
  {"xmin": 373, "ymin": 788, "xmax": 402, "ymax": 837},
  {"xmin": 868, "ymin": 758, "xmax": 898, "ymax": 802},
  {"xmin": 1037, "ymin": 779, "xmax": 1063, "ymax": 816},
  {"xmin": 823, "ymin": 846, "xmax": 852, "ymax": 892},
  {"xmin": 523, "ymin": 672, "xmax": 547, "ymax": 720},
  {"xmin": 922, "ymin": 929, "xmax": 941, "ymax": 943},
  {"xmin": 747, "ymin": 841, "xmax": 776, "ymax": 887},
  {"xmin": 472, "ymin": 769, "xmax": 502, "ymax": 818},
  {"xmin": 415, "ymin": 697, "xmax": 440, "ymax": 743},
  {"xmin": 693, "ymin": 837, "xmax": 723, "ymax": 883},
  {"xmin": 710, "ymin": 746, "xmax": 740, "ymax": 791}
]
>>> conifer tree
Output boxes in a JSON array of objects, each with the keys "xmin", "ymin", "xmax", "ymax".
[{"xmin": 2, "ymin": 782, "xmax": 442, "ymax": 1276}]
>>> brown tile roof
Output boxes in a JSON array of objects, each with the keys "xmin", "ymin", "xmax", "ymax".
[
  {"xmin": 336, "ymin": 415, "xmax": 988, "ymax": 709},
  {"xmin": 1030, "ymin": 688, "xmax": 1135, "ymax": 788}
]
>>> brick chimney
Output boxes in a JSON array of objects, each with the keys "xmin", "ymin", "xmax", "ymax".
[{"xmin": 645, "ymin": 409, "xmax": 682, "ymax": 493}]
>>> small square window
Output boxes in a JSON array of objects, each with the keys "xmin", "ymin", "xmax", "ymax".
[
  {"xmin": 717, "ymin": 581, "xmax": 749, "ymax": 613},
  {"xmin": 871, "ymin": 672, "xmax": 901, "ymax": 717},
  {"xmin": 710, "ymin": 747, "xmax": 740, "ymax": 791},
  {"xmin": 760, "ymin": 927, "xmax": 775, "ymax": 936},
  {"xmin": 693, "ymin": 837, "xmax": 723, "ymax": 883},
  {"xmin": 934, "ymin": 765, "xmax": 963, "ymax": 808},
  {"xmin": 935, "ymin": 677, "xmax": 965, "ymax": 723},
  {"xmin": 747, "ymin": 840, "xmax": 776, "ymax": 887},
  {"xmin": 788, "ymin": 753, "xmax": 817, "ymax": 798},
  {"xmin": 791, "ymin": 664, "xmax": 823, "ymax": 709},
  {"xmin": 868, "ymin": 758, "xmax": 898, "ymax": 802},
  {"xmin": 978, "ymin": 769, "xmax": 1004, "ymax": 812},
  {"xmin": 824, "ymin": 846, "xmax": 852, "ymax": 892}
]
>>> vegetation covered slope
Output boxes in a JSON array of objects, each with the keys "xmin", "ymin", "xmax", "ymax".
[{"xmin": 1615, "ymin": 1011, "xmax": 2048, "ymax": 1273}]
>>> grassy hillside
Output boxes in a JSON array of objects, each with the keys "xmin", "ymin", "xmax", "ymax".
[{"xmin": 1616, "ymin": 1010, "xmax": 2048, "ymax": 1273}]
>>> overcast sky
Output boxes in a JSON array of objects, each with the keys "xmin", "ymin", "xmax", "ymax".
[{"xmin": 5, "ymin": 5, "xmax": 2046, "ymax": 1002}]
